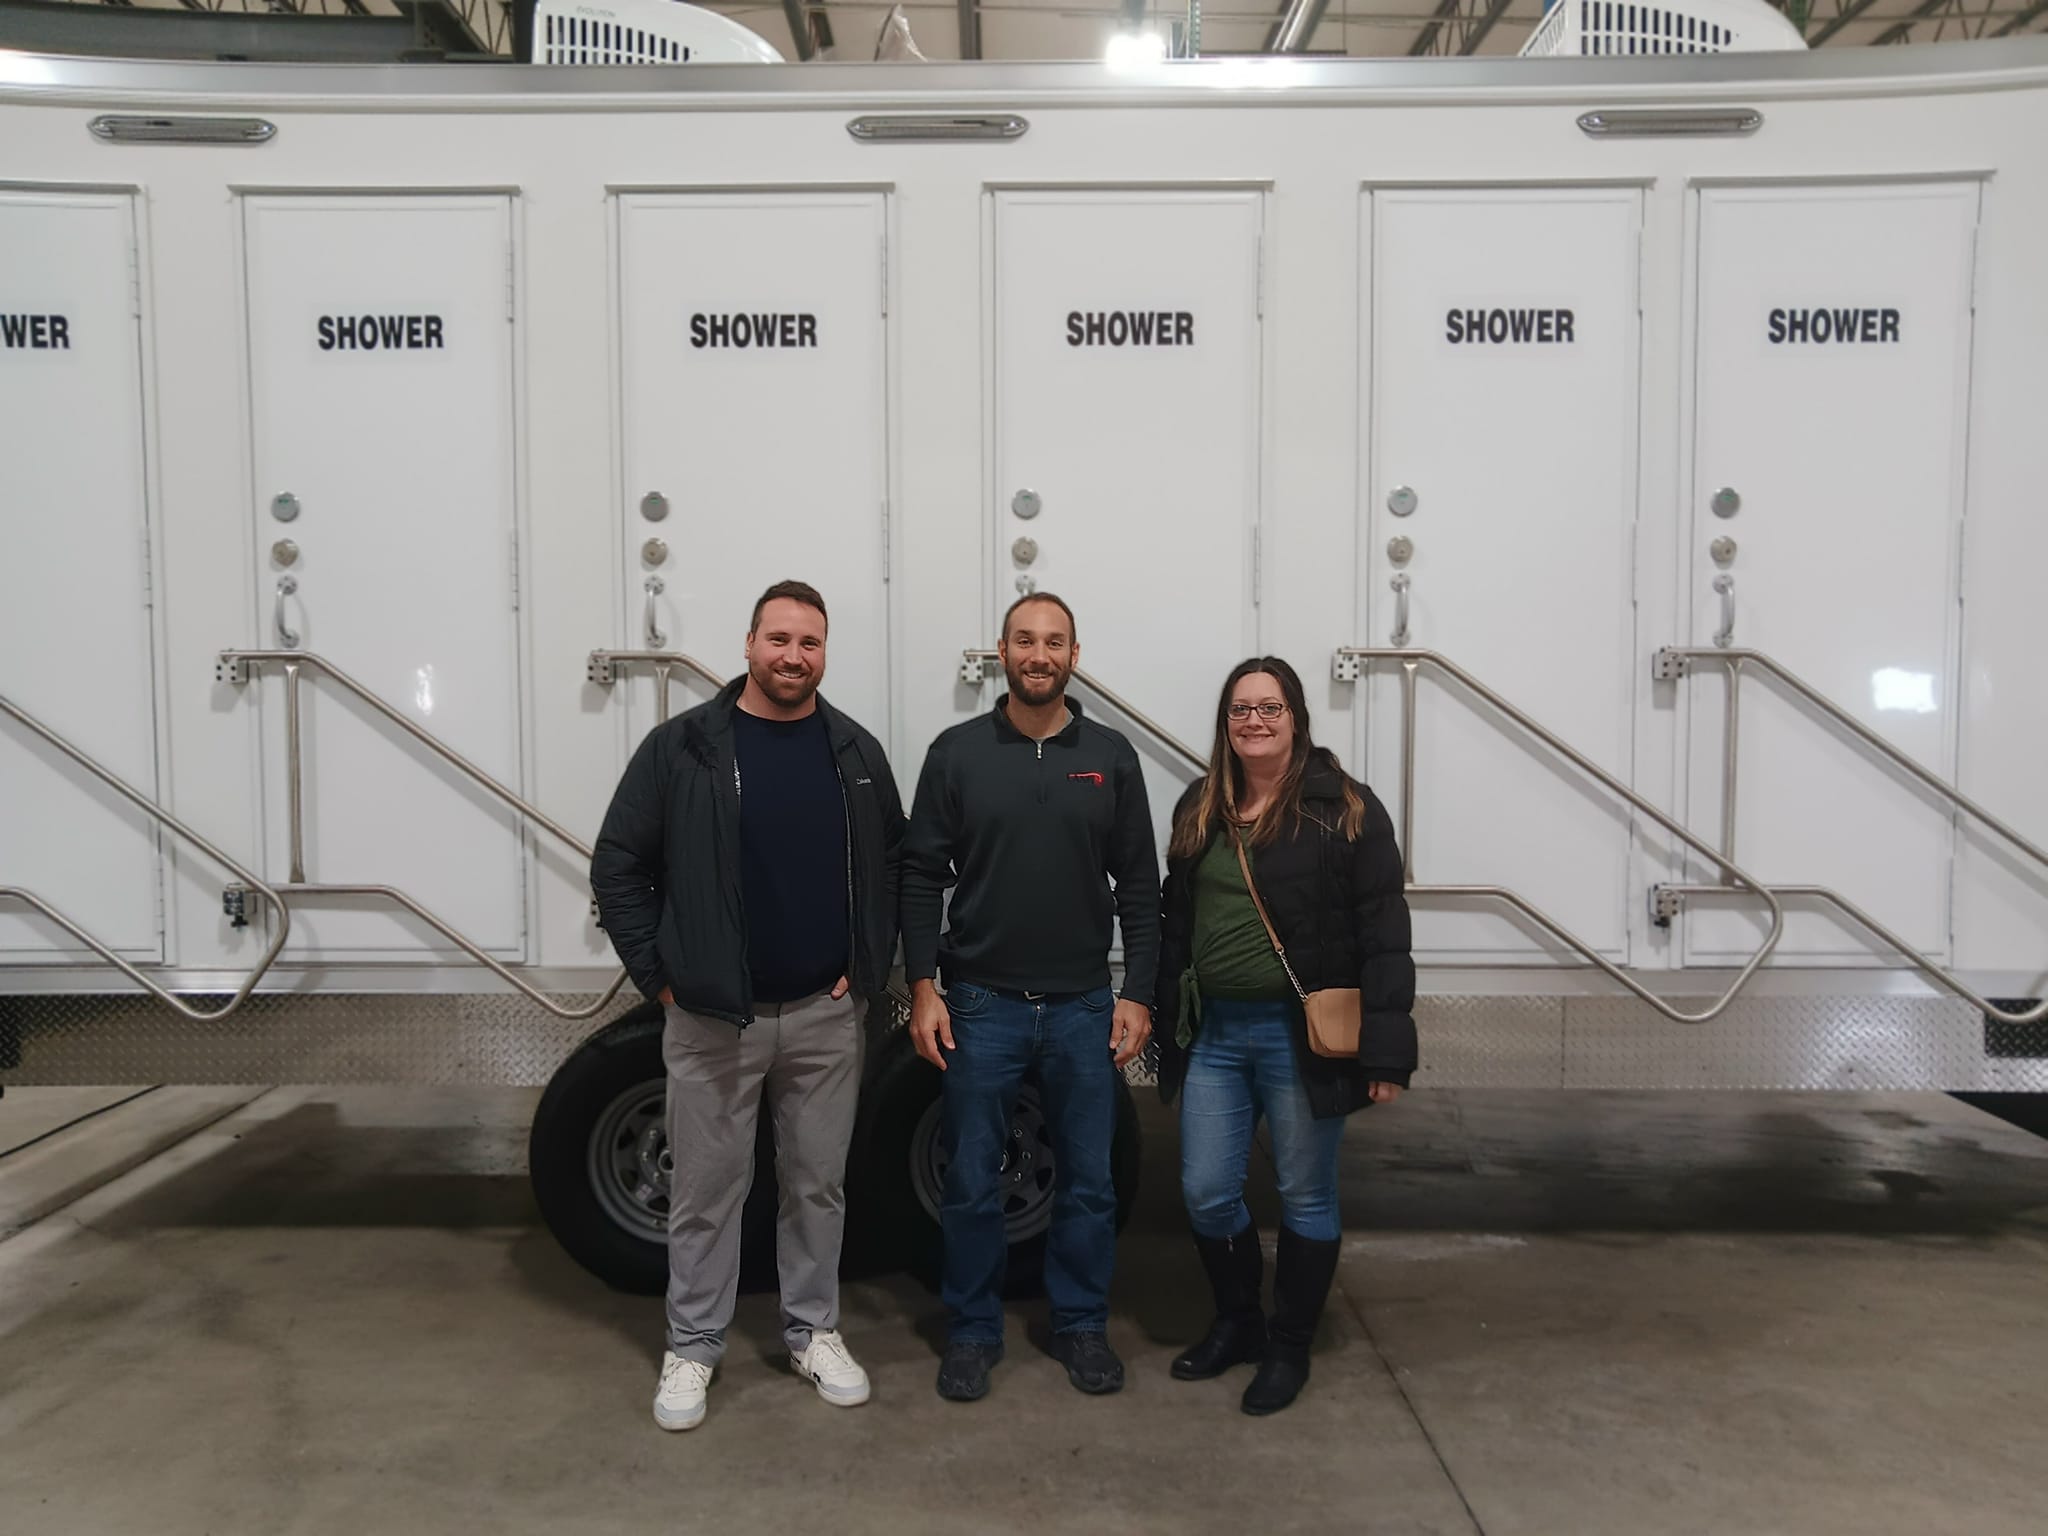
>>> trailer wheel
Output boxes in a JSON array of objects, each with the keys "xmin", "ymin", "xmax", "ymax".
[
  {"xmin": 846, "ymin": 1025, "xmax": 1142, "ymax": 1295},
  {"xmin": 528, "ymin": 1003, "xmax": 775, "ymax": 1296}
]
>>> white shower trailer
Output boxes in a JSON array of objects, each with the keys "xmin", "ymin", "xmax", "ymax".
[{"xmin": 3, "ymin": 40, "xmax": 2046, "ymax": 1288}]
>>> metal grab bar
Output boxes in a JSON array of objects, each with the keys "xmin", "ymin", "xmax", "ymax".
[
  {"xmin": 586, "ymin": 649, "xmax": 727, "ymax": 725},
  {"xmin": 0, "ymin": 691, "xmax": 293, "ymax": 1022},
  {"xmin": 219, "ymin": 648, "xmax": 629, "ymax": 1022},
  {"xmin": 959, "ymin": 650, "xmax": 1208, "ymax": 774},
  {"xmin": 1655, "ymin": 645, "xmax": 2048, "ymax": 1027},
  {"xmin": 1334, "ymin": 645, "xmax": 1787, "ymax": 1026}
]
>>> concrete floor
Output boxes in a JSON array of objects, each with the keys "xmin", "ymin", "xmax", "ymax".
[{"xmin": 1, "ymin": 1085, "xmax": 2045, "ymax": 1536}]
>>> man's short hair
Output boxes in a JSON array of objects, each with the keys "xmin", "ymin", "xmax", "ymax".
[
  {"xmin": 750, "ymin": 579, "xmax": 828, "ymax": 635},
  {"xmin": 1000, "ymin": 590, "xmax": 1077, "ymax": 645}
]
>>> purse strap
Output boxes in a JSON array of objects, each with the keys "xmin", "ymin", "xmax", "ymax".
[{"xmin": 1230, "ymin": 828, "xmax": 1310, "ymax": 1005}]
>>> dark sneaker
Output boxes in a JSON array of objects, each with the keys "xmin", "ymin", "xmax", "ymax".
[
  {"xmin": 1049, "ymin": 1331, "xmax": 1125, "ymax": 1395},
  {"xmin": 936, "ymin": 1339, "xmax": 1004, "ymax": 1402}
]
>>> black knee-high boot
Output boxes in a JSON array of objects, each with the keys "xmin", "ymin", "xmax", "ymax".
[
  {"xmin": 1242, "ymin": 1226, "xmax": 1340, "ymax": 1415},
  {"xmin": 1171, "ymin": 1221, "xmax": 1267, "ymax": 1380}
]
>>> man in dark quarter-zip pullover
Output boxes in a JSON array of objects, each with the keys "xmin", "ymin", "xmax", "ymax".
[
  {"xmin": 592, "ymin": 580, "xmax": 904, "ymax": 1434},
  {"xmin": 901, "ymin": 592, "xmax": 1161, "ymax": 1403}
]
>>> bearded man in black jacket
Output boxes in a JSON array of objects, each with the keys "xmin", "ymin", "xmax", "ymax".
[{"xmin": 591, "ymin": 580, "xmax": 903, "ymax": 1434}]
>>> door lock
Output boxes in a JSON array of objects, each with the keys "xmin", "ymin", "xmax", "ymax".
[
  {"xmin": 642, "ymin": 538, "xmax": 669, "ymax": 567},
  {"xmin": 1710, "ymin": 536, "xmax": 1737, "ymax": 566},
  {"xmin": 1711, "ymin": 486, "xmax": 1741, "ymax": 519},
  {"xmin": 1386, "ymin": 536, "xmax": 1414, "ymax": 567},
  {"xmin": 1011, "ymin": 536, "xmax": 1039, "ymax": 566},
  {"xmin": 1011, "ymin": 488, "xmax": 1042, "ymax": 521},
  {"xmin": 1387, "ymin": 486, "xmax": 1418, "ymax": 518},
  {"xmin": 640, "ymin": 491, "xmax": 670, "ymax": 523},
  {"xmin": 271, "ymin": 492, "xmax": 301, "ymax": 524},
  {"xmin": 271, "ymin": 539, "xmax": 300, "ymax": 568}
]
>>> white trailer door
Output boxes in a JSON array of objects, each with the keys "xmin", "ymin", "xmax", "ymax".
[
  {"xmin": 1682, "ymin": 182, "xmax": 1978, "ymax": 964},
  {"xmin": 617, "ymin": 193, "xmax": 891, "ymax": 741},
  {"xmin": 1364, "ymin": 187, "xmax": 1643, "ymax": 963},
  {"xmin": 243, "ymin": 195, "xmax": 526, "ymax": 960},
  {"xmin": 0, "ymin": 191, "xmax": 162, "ymax": 960},
  {"xmin": 991, "ymin": 190, "xmax": 1263, "ymax": 846}
]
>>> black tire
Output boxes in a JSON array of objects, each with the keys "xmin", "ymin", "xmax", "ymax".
[
  {"xmin": 528, "ymin": 1003, "xmax": 777, "ymax": 1296},
  {"xmin": 846, "ymin": 1025, "xmax": 1143, "ymax": 1296}
]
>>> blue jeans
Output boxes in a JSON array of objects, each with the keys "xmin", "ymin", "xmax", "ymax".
[
  {"xmin": 939, "ymin": 981, "xmax": 1120, "ymax": 1344},
  {"xmin": 1179, "ymin": 997, "xmax": 1346, "ymax": 1243}
]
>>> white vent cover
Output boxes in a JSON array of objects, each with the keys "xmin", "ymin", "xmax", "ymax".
[
  {"xmin": 1521, "ymin": 0, "xmax": 1809, "ymax": 55},
  {"xmin": 534, "ymin": 0, "xmax": 785, "ymax": 64}
]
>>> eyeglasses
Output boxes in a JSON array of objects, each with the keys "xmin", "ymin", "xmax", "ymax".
[{"xmin": 1226, "ymin": 702, "xmax": 1289, "ymax": 721}]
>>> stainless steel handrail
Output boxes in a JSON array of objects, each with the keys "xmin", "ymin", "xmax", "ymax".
[
  {"xmin": 1657, "ymin": 645, "xmax": 2048, "ymax": 1026},
  {"xmin": 586, "ymin": 649, "xmax": 727, "ymax": 725},
  {"xmin": 959, "ymin": 649, "xmax": 1208, "ymax": 774},
  {"xmin": 220, "ymin": 649, "xmax": 630, "ymax": 1022},
  {"xmin": 0, "ymin": 691, "xmax": 293, "ymax": 1021},
  {"xmin": 1334, "ymin": 646, "xmax": 1787, "ymax": 1025}
]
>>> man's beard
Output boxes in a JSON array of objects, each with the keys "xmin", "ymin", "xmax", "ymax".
[
  {"xmin": 1005, "ymin": 657, "xmax": 1072, "ymax": 708},
  {"xmin": 751, "ymin": 658, "xmax": 820, "ymax": 708}
]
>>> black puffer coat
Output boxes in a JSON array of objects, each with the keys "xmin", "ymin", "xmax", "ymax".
[{"xmin": 1154, "ymin": 751, "xmax": 1416, "ymax": 1119}]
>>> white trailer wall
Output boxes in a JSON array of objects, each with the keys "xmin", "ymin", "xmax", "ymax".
[{"xmin": 0, "ymin": 46, "xmax": 2044, "ymax": 1012}]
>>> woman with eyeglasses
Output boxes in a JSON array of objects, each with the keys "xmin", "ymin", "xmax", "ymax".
[{"xmin": 1153, "ymin": 656, "xmax": 1415, "ymax": 1415}]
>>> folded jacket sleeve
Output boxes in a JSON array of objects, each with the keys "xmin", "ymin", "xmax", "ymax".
[
  {"xmin": 1109, "ymin": 737, "xmax": 1162, "ymax": 1007},
  {"xmin": 590, "ymin": 727, "xmax": 671, "ymax": 1002},
  {"xmin": 1349, "ymin": 782, "xmax": 1418, "ymax": 1085},
  {"xmin": 899, "ymin": 736, "xmax": 958, "ymax": 985}
]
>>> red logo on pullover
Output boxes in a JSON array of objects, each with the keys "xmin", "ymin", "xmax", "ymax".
[{"xmin": 1069, "ymin": 771, "xmax": 1104, "ymax": 786}]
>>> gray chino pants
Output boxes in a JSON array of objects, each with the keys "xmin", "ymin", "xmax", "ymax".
[{"xmin": 662, "ymin": 988, "xmax": 864, "ymax": 1365}]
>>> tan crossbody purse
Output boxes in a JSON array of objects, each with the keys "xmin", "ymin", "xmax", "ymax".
[{"xmin": 1230, "ymin": 830, "xmax": 1361, "ymax": 1059}]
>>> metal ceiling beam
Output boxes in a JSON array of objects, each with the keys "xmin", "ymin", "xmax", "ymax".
[
  {"xmin": 1993, "ymin": 0, "xmax": 2048, "ymax": 32},
  {"xmin": 1871, "ymin": 0, "xmax": 1954, "ymax": 42},
  {"xmin": 1406, "ymin": 0, "xmax": 1513, "ymax": 54},
  {"xmin": 1267, "ymin": 0, "xmax": 1330, "ymax": 50},
  {"xmin": 1456, "ymin": 0, "xmax": 1515, "ymax": 53},
  {"xmin": 1406, "ymin": 0, "xmax": 1461, "ymax": 54},
  {"xmin": 1807, "ymin": 0, "xmax": 1886, "ymax": 45},
  {"xmin": 781, "ymin": 0, "xmax": 815, "ymax": 58}
]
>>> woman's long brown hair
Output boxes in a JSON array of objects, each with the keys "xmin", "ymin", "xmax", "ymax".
[{"xmin": 1167, "ymin": 656, "xmax": 1364, "ymax": 860}]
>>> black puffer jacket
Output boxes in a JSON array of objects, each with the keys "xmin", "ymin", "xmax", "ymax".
[
  {"xmin": 1155, "ymin": 751, "xmax": 1416, "ymax": 1119},
  {"xmin": 590, "ymin": 679, "xmax": 904, "ymax": 1025}
]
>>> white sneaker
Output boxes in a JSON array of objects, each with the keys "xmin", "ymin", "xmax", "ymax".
[
  {"xmin": 653, "ymin": 1351, "xmax": 713, "ymax": 1431},
  {"xmin": 790, "ymin": 1329, "xmax": 871, "ymax": 1408}
]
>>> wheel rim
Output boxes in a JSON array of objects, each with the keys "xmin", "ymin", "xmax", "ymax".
[
  {"xmin": 909, "ymin": 1087, "xmax": 1057, "ymax": 1245},
  {"xmin": 586, "ymin": 1080, "xmax": 670, "ymax": 1243}
]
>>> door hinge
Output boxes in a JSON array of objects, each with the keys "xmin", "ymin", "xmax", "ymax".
[
  {"xmin": 1634, "ymin": 227, "xmax": 1645, "ymax": 315},
  {"xmin": 1628, "ymin": 521, "xmax": 1639, "ymax": 607},
  {"xmin": 1969, "ymin": 224, "xmax": 1983, "ymax": 314},
  {"xmin": 127, "ymin": 237, "xmax": 143, "ymax": 319},
  {"xmin": 880, "ymin": 237, "xmax": 890, "ymax": 317},
  {"xmin": 140, "ymin": 527, "xmax": 155, "ymax": 610},
  {"xmin": 1955, "ymin": 518, "xmax": 1968, "ymax": 605},
  {"xmin": 509, "ymin": 531, "xmax": 522, "ymax": 610},
  {"xmin": 1255, "ymin": 236, "xmax": 1265, "ymax": 319},
  {"xmin": 1252, "ymin": 526, "xmax": 1264, "ymax": 606},
  {"xmin": 880, "ymin": 498, "xmax": 892, "ymax": 581},
  {"xmin": 506, "ymin": 243, "xmax": 517, "ymax": 322}
]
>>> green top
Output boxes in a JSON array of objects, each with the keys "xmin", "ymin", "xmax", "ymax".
[{"xmin": 1190, "ymin": 832, "xmax": 1293, "ymax": 1002}]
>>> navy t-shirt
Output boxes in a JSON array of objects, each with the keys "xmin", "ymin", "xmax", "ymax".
[{"xmin": 732, "ymin": 708, "xmax": 850, "ymax": 1004}]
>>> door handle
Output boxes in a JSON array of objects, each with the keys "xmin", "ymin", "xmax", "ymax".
[
  {"xmin": 274, "ymin": 575, "xmax": 301, "ymax": 649},
  {"xmin": 644, "ymin": 574, "xmax": 668, "ymax": 649},
  {"xmin": 1712, "ymin": 573, "xmax": 1735, "ymax": 649},
  {"xmin": 1390, "ymin": 573, "xmax": 1411, "ymax": 647}
]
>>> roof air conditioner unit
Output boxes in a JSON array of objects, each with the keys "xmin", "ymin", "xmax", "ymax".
[
  {"xmin": 532, "ymin": 0, "xmax": 786, "ymax": 64},
  {"xmin": 1520, "ymin": 0, "xmax": 1809, "ymax": 55}
]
